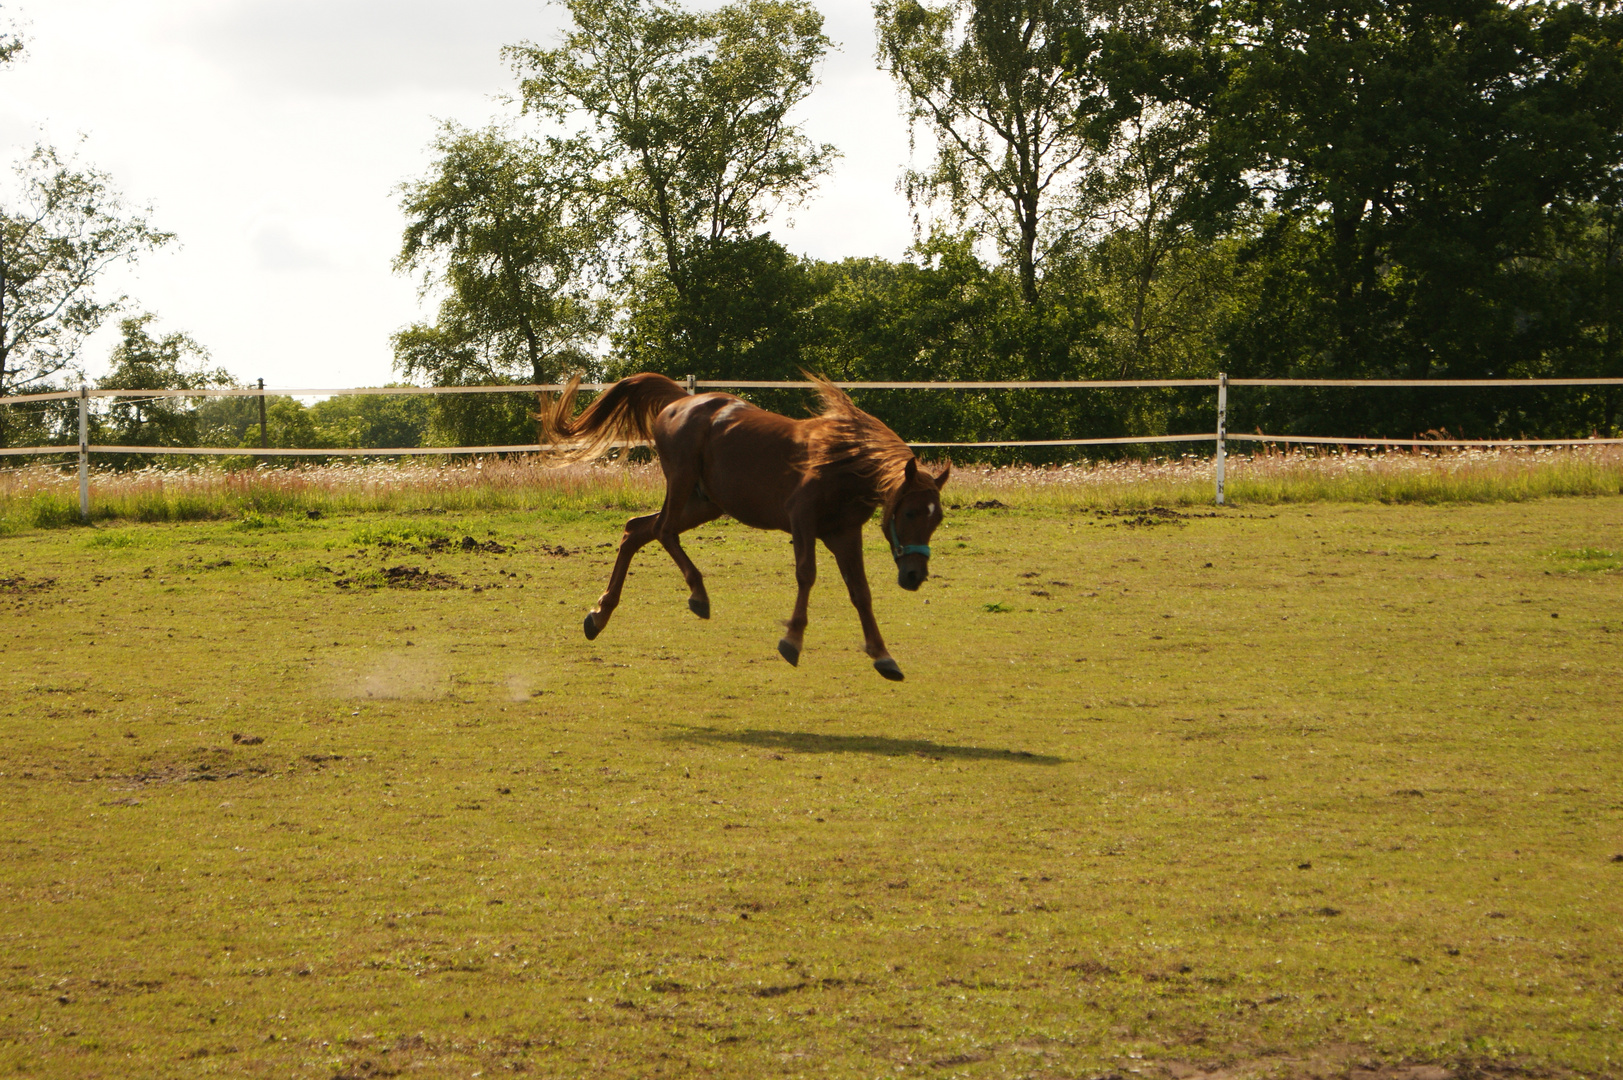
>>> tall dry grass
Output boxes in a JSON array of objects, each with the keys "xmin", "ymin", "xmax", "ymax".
[
  {"xmin": 2, "ymin": 444, "xmax": 1619, "ymax": 531},
  {"xmin": 0, "ymin": 457, "xmax": 665, "ymax": 531},
  {"xmin": 949, "ymin": 443, "xmax": 1623, "ymax": 509}
]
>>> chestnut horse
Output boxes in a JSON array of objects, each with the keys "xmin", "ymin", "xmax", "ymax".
[{"xmin": 538, "ymin": 373, "xmax": 949, "ymax": 680}]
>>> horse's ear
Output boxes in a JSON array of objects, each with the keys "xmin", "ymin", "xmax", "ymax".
[
  {"xmin": 904, "ymin": 457, "xmax": 919, "ymax": 483},
  {"xmin": 933, "ymin": 461, "xmax": 951, "ymax": 491}
]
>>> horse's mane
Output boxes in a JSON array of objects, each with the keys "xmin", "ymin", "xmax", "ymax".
[{"xmin": 803, "ymin": 375, "xmax": 916, "ymax": 505}]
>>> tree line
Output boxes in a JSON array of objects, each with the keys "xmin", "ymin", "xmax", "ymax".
[
  {"xmin": 394, "ymin": 0, "xmax": 1623, "ymax": 452},
  {"xmin": 4, "ymin": 0, "xmax": 1621, "ymax": 463}
]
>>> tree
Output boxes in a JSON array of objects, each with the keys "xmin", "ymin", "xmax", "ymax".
[
  {"xmin": 1211, "ymin": 0, "xmax": 1623, "ymax": 373},
  {"xmin": 96, "ymin": 313, "xmax": 233, "ymax": 464},
  {"xmin": 612, "ymin": 233, "xmax": 818, "ymax": 387},
  {"xmin": 307, "ymin": 391, "xmax": 433, "ymax": 450},
  {"xmin": 395, "ymin": 125, "xmax": 609, "ymax": 388},
  {"xmin": 1085, "ymin": 105, "xmax": 1230, "ymax": 380},
  {"xmin": 876, "ymin": 0, "xmax": 1120, "ymax": 308},
  {"xmin": 1, "ymin": 3, "xmax": 24, "ymax": 67},
  {"xmin": 1, "ymin": 145, "xmax": 173, "ymax": 442},
  {"xmin": 508, "ymin": 0, "xmax": 834, "ymax": 367}
]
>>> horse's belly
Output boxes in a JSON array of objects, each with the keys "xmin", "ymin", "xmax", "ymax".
[
  {"xmin": 700, "ymin": 427, "xmax": 799, "ymax": 532},
  {"xmin": 702, "ymin": 469, "xmax": 795, "ymax": 531}
]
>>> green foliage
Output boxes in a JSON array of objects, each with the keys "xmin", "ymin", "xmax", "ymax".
[
  {"xmin": 877, "ymin": 0, "xmax": 1118, "ymax": 308},
  {"xmin": 612, "ymin": 234, "xmax": 818, "ymax": 387},
  {"xmin": 0, "ymin": 145, "xmax": 173, "ymax": 419},
  {"xmin": 93, "ymin": 313, "xmax": 233, "ymax": 466},
  {"xmin": 1190, "ymin": 0, "xmax": 1623, "ymax": 431},
  {"xmin": 306, "ymin": 391, "xmax": 433, "ymax": 450},
  {"xmin": 509, "ymin": 0, "xmax": 834, "ymax": 258},
  {"xmin": 0, "ymin": 4, "xmax": 23, "ymax": 66},
  {"xmin": 507, "ymin": 0, "xmax": 834, "ymax": 371},
  {"xmin": 255, "ymin": 396, "xmax": 325, "ymax": 450},
  {"xmin": 394, "ymin": 125, "xmax": 608, "ymax": 387},
  {"xmin": 369, "ymin": 0, "xmax": 1623, "ymax": 457}
]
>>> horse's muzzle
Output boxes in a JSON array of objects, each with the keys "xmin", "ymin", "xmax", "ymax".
[{"xmin": 897, "ymin": 558, "xmax": 929, "ymax": 591}]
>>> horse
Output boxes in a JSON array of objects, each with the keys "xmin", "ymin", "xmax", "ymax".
[{"xmin": 537, "ymin": 372, "xmax": 950, "ymax": 681}]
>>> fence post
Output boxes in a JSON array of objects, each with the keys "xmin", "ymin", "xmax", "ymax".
[
  {"xmin": 78, "ymin": 383, "xmax": 90, "ymax": 521},
  {"xmin": 1215, "ymin": 372, "xmax": 1227, "ymax": 506},
  {"xmin": 685, "ymin": 373, "xmax": 696, "ymax": 395},
  {"xmin": 257, "ymin": 378, "xmax": 268, "ymax": 463}
]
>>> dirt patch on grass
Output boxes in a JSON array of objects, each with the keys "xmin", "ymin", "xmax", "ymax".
[
  {"xmin": 379, "ymin": 565, "xmax": 460, "ymax": 589},
  {"xmin": 420, "ymin": 535, "xmax": 509, "ymax": 554},
  {"xmin": 119, "ymin": 762, "xmax": 272, "ymax": 786},
  {"xmin": 1148, "ymin": 1050, "xmax": 1583, "ymax": 1080},
  {"xmin": 334, "ymin": 565, "xmax": 461, "ymax": 590},
  {"xmin": 1092, "ymin": 506, "xmax": 1221, "ymax": 527},
  {"xmin": 0, "ymin": 575, "xmax": 55, "ymax": 593}
]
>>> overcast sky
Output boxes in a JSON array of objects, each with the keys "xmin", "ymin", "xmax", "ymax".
[{"xmin": 1, "ymin": 0, "xmax": 917, "ymax": 390}]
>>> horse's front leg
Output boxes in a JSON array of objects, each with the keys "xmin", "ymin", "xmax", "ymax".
[
  {"xmin": 825, "ymin": 527, "xmax": 903, "ymax": 681},
  {"xmin": 776, "ymin": 526, "xmax": 817, "ymax": 667}
]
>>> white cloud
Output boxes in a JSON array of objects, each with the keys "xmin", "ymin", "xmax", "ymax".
[
  {"xmin": 189, "ymin": 0, "xmax": 565, "ymax": 97},
  {"xmin": 250, "ymin": 221, "xmax": 336, "ymax": 272}
]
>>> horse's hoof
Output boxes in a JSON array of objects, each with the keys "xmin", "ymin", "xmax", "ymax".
[
  {"xmin": 583, "ymin": 612, "xmax": 602, "ymax": 641},
  {"xmin": 874, "ymin": 658, "xmax": 904, "ymax": 681},
  {"xmin": 777, "ymin": 639, "xmax": 800, "ymax": 667},
  {"xmin": 689, "ymin": 597, "xmax": 710, "ymax": 619}
]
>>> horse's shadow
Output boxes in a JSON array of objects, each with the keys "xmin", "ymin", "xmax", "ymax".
[{"xmin": 668, "ymin": 726, "xmax": 1066, "ymax": 765}]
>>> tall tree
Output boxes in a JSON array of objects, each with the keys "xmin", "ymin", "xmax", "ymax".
[
  {"xmin": 1207, "ymin": 0, "xmax": 1623, "ymax": 381},
  {"xmin": 1, "ymin": 145, "xmax": 172, "ymax": 423},
  {"xmin": 508, "ymin": 0, "xmax": 834, "ymax": 366},
  {"xmin": 96, "ymin": 313, "xmax": 233, "ymax": 464},
  {"xmin": 877, "ymin": 0, "xmax": 1120, "ymax": 308},
  {"xmin": 611, "ymin": 233, "xmax": 817, "ymax": 383},
  {"xmin": 1083, "ymin": 103, "xmax": 1233, "ymax": 380},
  {"xmin": 394, "ymin": 125, "xmax": 609, "ymax": 388}
]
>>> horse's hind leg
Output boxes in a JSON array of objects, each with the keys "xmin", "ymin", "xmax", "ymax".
[
  {"xmin": 776, "ymin": 525, "xmax": 817, "ymax": 667},
  {"xmin": 655, "ymin": 476, "xmax": 723, "ymax": 619},
  {"xmin": 584, "ymin": 513, "xmax": 659, "ymax": 639}
]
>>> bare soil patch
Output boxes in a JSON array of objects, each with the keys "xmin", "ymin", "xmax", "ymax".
[
  {"xmin": 334, "ymin": 565, "xmax": 461, "ymax": 589},
  {"xmin": 0, "ymin": 574, "xmax": 55, "ymax": 593}
]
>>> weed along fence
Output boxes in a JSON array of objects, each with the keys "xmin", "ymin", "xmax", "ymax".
[{"xmin": 3, "ymin": 375, "xmax": 1622, "ymax": 519}]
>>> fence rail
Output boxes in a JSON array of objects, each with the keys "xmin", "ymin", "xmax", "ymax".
[{"xmin": 4, "ymin": 374, "xmax": 1621, "ymax": 517}]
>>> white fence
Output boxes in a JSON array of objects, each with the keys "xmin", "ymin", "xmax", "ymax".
[{"xmin": 3, "ymin": 375, "xmax": 1622, "ymax": 516}]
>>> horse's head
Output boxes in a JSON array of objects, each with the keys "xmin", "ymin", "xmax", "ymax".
[{"xmin": 884, "ymin": 459, "xmax": 951, "ymax": 591}]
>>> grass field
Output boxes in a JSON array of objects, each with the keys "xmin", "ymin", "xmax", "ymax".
[{"xmin": 1, "ymin": 488, "xmax": 1620, "ymax": 1078}]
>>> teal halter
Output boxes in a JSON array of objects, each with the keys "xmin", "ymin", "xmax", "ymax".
[{"xmin": 887, "ymin": 519, "xmax": 932, "ymax": 562}]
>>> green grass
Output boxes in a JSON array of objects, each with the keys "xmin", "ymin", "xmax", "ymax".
[
  {"xmin": 1547, "ymin": 547, "xmax": 1622, "ymax": 574},
  {"xmin": 1, "ymin": 498, "xmax": 1621, "ymax": 1078}
]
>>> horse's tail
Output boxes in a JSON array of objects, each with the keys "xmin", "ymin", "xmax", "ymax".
[{"xmin": 537, "ymin": 372, "xmax": 689, "ymax": 462}]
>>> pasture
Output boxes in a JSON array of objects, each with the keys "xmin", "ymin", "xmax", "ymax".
[{"xmin": 0, "ymin": 491, "xmax": 1619, "ymax": 1078}]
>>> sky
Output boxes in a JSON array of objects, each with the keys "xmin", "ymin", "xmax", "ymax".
[{"xmin": 0, "ymin": 0, "xmax": 918, "ymax": 391}]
